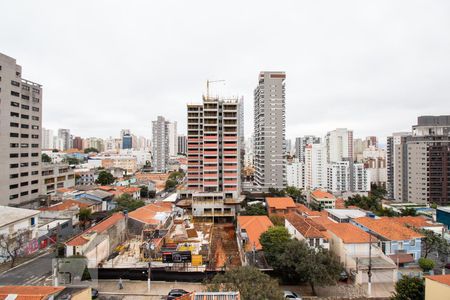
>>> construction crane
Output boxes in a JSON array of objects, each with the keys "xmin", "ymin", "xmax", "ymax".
[{"xmin": 204, "ymin": 79, "xmax": 225, "ymax": 100}]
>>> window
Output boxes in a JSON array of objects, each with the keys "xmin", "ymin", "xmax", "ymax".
[
  {"xmin": 11, "ymin": 80, "xmax": 20, "ymax": 87},
  {"xmin": 22, "ymin": 85, "xmax": 30, "ymax": 91},
  {"xmin": 11, "ymin": 101, "xmax": 19, "ymax": 107},
  {"xmin": 10, "ymin": 143, "xmax": 19, "ymax": 148},
  {"xmin": 410, "ymin": 239, "xmax": 416, "ymax": 247},
  {"xmin": 31, "ymin": 153, "xmax": 38, "ymax": 157},
  {"xmin": 21, "ymin": 114, "xmax": 29, "ymax": 119},
  {"xmin": 21, "ymin": 124, "xmax": 29, "ymax": 129},
  {"xmin": 32, "ymin": 97, "xmax": 39, "ymax": 103},
  {"xmin": 10, "ymin": 132, "xmax": 19, "ymax": 137},
  {"xmin": 10, "ymin": 122, "xmax": 19, "ymax": 127},
  {"xmin": 9, "ymin": 194, "xmax": 19, "ymax": 200},
  {"xmin": 21, "ymin": 104, "xmax": 29, "ymax": 110},
  {"xmin": 32, "ymin": 88, "xmax": 40, "ymax": 94},
  {"xmin": 10, "ymin": 184, "xmax": 18, "ymax": 189},
  {"xmin": 20, "ymin": 162, "xmax": 29, "ymax": 167},
  {"xmin": 32, "ymin": 107, "xmax": 39, "ymax": 112},
  {"xmin": 10, "ymin": 174, "xmax": 18, "ymax": 179},
  {"xmin": 32, "ymin": 134, "xmax": 39, "ymax": 139},
  {"xmin": 21, "ymin": 94, "xmax": 30, "ymax": 100},
  {"xmin": 32, "ymin": 116, "xmax": 39, "ymax": 121},
  {"xmin": 10, "ymin": 112, "xmax": 19, "ymax": 117},
  {"xmin": 20, "ymin": 153, "xmax": 29, "ymax": 157},
  {"xmin": 20, "ymin": 172, "xmax": 28, "ymax": 177},
  {"xmin": 20, "ymin": 182, "xmax": 28, "ymax": 187},
  {"xmin": 21, "ymin": 143, "xmax": 29, "ymax": 148},
  {"xmin": 21, "ymin": 134, "xmax": 29, "ymax": 138},
  {"xmin": 31, "ymin": 162, "xmax": 39, "ymax": 166},
  {"xmin": 11, "ymin": 91, "xmax": 20, "ymax": 97},
  {"xmin": 10, "ymin": 153, "xmax": 19, "ymax": 158},
  {"xmin": 31, "ymin": 144, "xmax": 39, "ymax": 148},
  {"xmin": 31, "ymin": 171, "xmax": 38, "ymax": 175},
  {"xmin": 31, "ymin": 180, "xmax": 38, "ymax": 185},
  {"xmin": 31, "ymin": 189, "xmax": 38, "ymax": 194},
  {"xmin": 32, "ymin": 125, "xmax": 39, "ymax": 130},
  {"xmin": 20, "ymin": 191, "xmax": 29, "ymax": 196}
]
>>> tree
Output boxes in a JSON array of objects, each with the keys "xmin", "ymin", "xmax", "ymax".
[
  {"xmin": 84, "ymin": 147, "xmax": 99, "ymax": 154},
  {"xmin": 268, "ymin": 188, "xmax": 286, "ymax": 197},
  {"xmin": 259, "ymin": 226, "xmax": 291, "ymax": 267},
  {"xmin": 63, "ymin": 157, "xmax": 81, "ymax": 165},
  {"xmin": 168, "ymin": 171, "xmax": 184, "ymax": 181},
  {"xmin": 277, "ymin": 240, "xmax": 342, "ymax": 295},
  {"xmin": 79, "ymin": 208, "xmax": 92, "ymax": 230},
  {"xmin": 96, "ymin": 171, "xmax": 115, "ymax": 185},
  {"xmin": 41, "ymin": 153, "xmax": 52, "ymax": 163},
  {"xmin": 391, "ymin": 276, "xmax": 424, "ymax": 300},
  {"xmin": 139, "ymin": 185, "xmax": 149, "ymax": 198},
  {"xmin": 284, "ymin": 186, "xmax": 302, "ymax": 201},
  {"xmin": 269, "ymin": 215, "xmax": 285, "ymax": 226},
  {"xmin": 420, "ymin": 229, "xmax": 441, "ymax": 258},
  {"xmin": 418, "ymin": 257, "xmax": 435, "ymax": 272},
  {"xmin": 165, "ymin": 179, "xmax": 177, "ymax": 190},
  {"xmin": 241, "ymin": 203, "xmax": 266, "ymax": 216},
  {"xmin": 114, "ymin": 194, "xmax": 145, "ymax": 212},
  {"xmin": 206, "ymin": 266, "xmax": 283, "ymax": 300},
  {"xmin": 0, "ymin": 230, "xmax": 31, "ymax": 268},
  {"xmin": 370, "ymin": 183, "xmax": 387, "ymax": 199},
  {"xmin": 400, "ymin": 208, "xmax": 417, "ymax": 216}
]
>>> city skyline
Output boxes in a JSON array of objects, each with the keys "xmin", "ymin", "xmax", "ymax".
[{"xmin": 2, "ymin": 1, "xmax": 450, "ymax": 141}]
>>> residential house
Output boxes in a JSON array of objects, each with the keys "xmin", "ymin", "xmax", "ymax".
[
  {"xmin": 0, "ymin": 206, "xmax": 40, "ymax": 263},
  {"xmin": 326, "ymin": 209, "xmax": 367, "ymax": 223},
  {"xmin": 309, "ymin": 190, "xmax": 336, "ymax": 210},
  {"xmin": 74, "ymin": 190, "xmax": 114, "ymax": 211},
  {"xmin": 236, "ymin": 215, "xmax": 273, "ymax": 266},
  {"xmin": 351, "ymin": 217, "xmax": 424, "ymax": 262},
  {"xmin": 390, "ymin": 216, "xmax": 445, "ymax": 236},
  {"xmin": 64, "ymin": 212, "xmax": 126, "ymax": 267},
  {"xmin": 284, "ymin": 212, "xmax": 329, "ymax": 249},
  {"xmin": 325, "ymin": 222, "xmax": 397, "ymax": 284},
  {"xmin": 265, "ymin": 197, "xmax": 296, "ymax": 216},
  {"xmin": 127, "ymin": 202, "xmax": 174, "ymax": 235},
  {"xmin": 425, "ymin": 274, "xmax": 450, "ymax": 300}
]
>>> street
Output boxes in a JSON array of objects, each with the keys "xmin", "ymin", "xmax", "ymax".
[{"xmin": 0, "ymin": 252, "xmax": 55, "ymax": 285}]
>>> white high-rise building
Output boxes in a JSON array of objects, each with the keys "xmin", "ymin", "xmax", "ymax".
[
  {"xmin": 152, "ymin": 116, "xmax": 170, "ymax": 172},
  {"xmin": 325, "ymin": 128, "xmax": 353, "ymax": 163},
  {"xmin": 353, "ymin": 163, "xmax": 371, "ymax": 192},
  {"xmin": 327, "ymin": 161, "xmax": 351, "ymax": 193},
  {"xmin": 167, "ymin": 121, "xmax": 178, "ymax": 157},
  {"xmin": 253, "ymin": 71, "xmax": 286, "ymax": 190},
  {"xmin": 304, "ymin": 143, "xmax": 327, "ymax": 190},
  {"xmin": 42, "ymin": 128, "xmax": 54, "ymax": 150},
  {"xmin": 295, "ymin": 135, "xmax": 321, "ymax": 162},
  {"xmin": 287, "ymin": 158, "xmax": 304, "ymax": 189},
  {"xmin": 0, "ymin": 53, "xmax": 43, "ymax": 206}
]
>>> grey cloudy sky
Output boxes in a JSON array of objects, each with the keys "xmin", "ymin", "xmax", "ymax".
[{"xmin": 1, "ymin": 0, "xmax": 450, "ymax": 143}]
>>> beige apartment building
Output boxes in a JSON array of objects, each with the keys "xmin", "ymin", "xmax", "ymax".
[{"xmin": 0, "ymin": 53, "xmax": 43, "ymax": 206}]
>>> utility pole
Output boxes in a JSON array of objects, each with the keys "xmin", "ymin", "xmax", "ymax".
[{"xmin": 368, "ymin": 232, "xmax": 372, "ymax": 297}]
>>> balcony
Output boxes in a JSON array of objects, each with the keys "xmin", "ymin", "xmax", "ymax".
[
  {"xmin": 188, "ymin": 150, "xmax": 201, "ymax": 155},
  {"xmin": 203, "ymin": 180, "xmax": 218, "ymax": 186},
  {"xmin": 224, "ymin": 187, "xmax": 238, "ymax": 192},
  {"xmin": 223, "ymin": 136, "xmax": 237, "ymax": 141},
  {"xmin": 204, "ymin": 151, "xmax": 218, "ymax": 156},
  {"xmin": 204, "ymin": 143, "xmax": 218, "ymax": 148},
  {"xmin": 204, "ymin": 166, "xmax": 218, "ymax": 171},
  {"xmin": 204, "ymin": 173, "xmax": 218, "ymax": 178},
  {"xmin": 224, "ymin": 165, "xmax": 237, "ymax": 170},
  {"xmin": 188, "ymin": 138, "xmax": 201, "ymax": 142},
  {"xmin": 204, "ymin": 135, "xmax": 218, "ymax": 141},
  {"xmin": 204, "ymin": 159, "xmax": 218, "ymax": 164},
  {"xmin": 224, "ymin": 180, "xmax": 238, "ymax": 185},
  {"xmin": 224, "ymin": 150, "xmax": 237, "ymax": 155},
  {"xmin": 223, "ymin": 143, "xmax": 237, "ymax": 148},
  {"xmin": 224, "ymin": 158, "xmax": 237, "ymax": 163}
]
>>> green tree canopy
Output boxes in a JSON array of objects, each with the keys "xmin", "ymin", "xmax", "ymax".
[
  {"xmin": 114, "ymin": 194, "xmax": 145, "ymax": 212},
  {"xmin": 278, "ymin": 240, "xmax": 342, "ymax": 295},
  {"xmin": 63, "ymin": 157, "xmax": 81, "ymax": 165},
  {"xmin": 139, "ymin": 185, "xmax": 149, "ymax": 198},
  {"xmin": 84, "ymin": 147, "xmax": 99, "ymax": 154},
  {"xmin": 168, "ymin": 171, "xmax": 184, "ymax": 181},
  {"xmin": 206, "ymin": 266, "xmax": 283, "ymax": 300},
  {"xmin": 418, "ymin": 257, "xmax": 435, "ymax": 272},
  {"xmin": 285, "ymin": 186, "xmax": 303, "ymax": 201},
  {"xmin": 259, "ymin": 226, "xmax": 291, "ymax": 267},
  {"xmin": 391, "ymin": 276, "xmax": 424, "ymax": 300},
  {"xmin": 165, "ymin": 178, "xmax": 177, "ymax": 190},
  {"xmin": 96, "ymin": 170, "xmax": 115, "ymax": 185},
  {"xmin": 269, "ymin": 215, "xmax": 285, "ymax": 226},
  {"xmin": 41, "ymin": 153, "xmax": 52, "ymax": 163},
  {"xmin": 241, "ymin": 203, "xmax": 267, "ymax": 216}
]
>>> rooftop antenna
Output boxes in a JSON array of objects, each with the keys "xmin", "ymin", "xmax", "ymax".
[{"xmin": 205, "ymin": 79, "xmax": 225, "ymax": 100}]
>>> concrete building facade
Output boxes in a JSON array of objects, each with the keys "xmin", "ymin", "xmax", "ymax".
[
  {"xmin": 295, "ymin": 135, "xmax": 321, "ymax": 162},
  {"xmin": 152, "ymin": 116, "xmax": 170, "ymax": 172},
  {"xmin": 253, "ymin": 71, "xmax": 286, "ymax": 191},
  {"xmin": 0, "ymin": 53, "xmax": 43, "ymax": 206}
]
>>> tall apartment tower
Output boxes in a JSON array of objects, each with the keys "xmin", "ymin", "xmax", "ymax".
[
  {"xmin": 0, "ymin": 53, "xmax": 43, "ymax": 206},
  {"xmin": 392, "ymin": 116, "xmax": 450, "ymax": 205},
  {"xmin": 186, "ymin": 97, "xmax": 242, "ymax": 198},
  {"xmin": 57, "ymin": 129, "xmax": 71, "ymax": 150},
  {"xmin": 177, "ymin": 135, "xmax": 187, "ymax": 155},
  {"xmin": 386, "ymin": 132, "xmax": 410, "ymax": 199},
  {"xmin": 152, "ymin": 116, "xmax": 169, "ymax": 172},
  {"xmin": 42, "ymin": 128, "xmax": 54, "ymax": 149},
  {"xmin": 167, "ymin": 121, "xmax": 178, "ymax": 157},
  {"xmin": 253, "ymin": 71, "xmax": 286, "ymax": 191},
  {"xmin": 325, "ymin": 128, "xmax": 354, "ymax": 163},
  {"xmin": 295, "ymin": 135, "xmax": 321, "ymax": 162}
]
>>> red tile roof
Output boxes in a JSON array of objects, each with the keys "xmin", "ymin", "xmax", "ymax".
[
  {"xmin": 389, "ymin": 216, "xmax": 442, "ymax": 229},
  {"xmin": 353, "ymin": 217, "xmax": 424, "ymax": 241},
  {"xmin": 237, "ymin": 216, "xmax": 273, "ymax": 251},
  {"xmin": 425, "ymin": 274, "xmax": 450, "ymax": 286},
  {"xmin": 335, "ymin": 198, "xmax": 346, "ymax": 209},
  {"xmin": 128, "ymin": 202, "xmax": 172, "ymax": 225},
  {"xmin": 311, "ymin": 190, "xmax": 335, "ymax": 199},
  {"xmin": 0, "ymin": 286, "xmax": 64, "ymax": 300},
  {"xmin": 266, "ymin": 197, "xmax": 296, "ymax": 210},
  {"xmin": 66, "ymin": 212, "xmax": 124, "ymax": 246},
  {"xmin": 325, "ymin": 223, "xmax": 378, "ymax": 244},
  {"xmin": 40, "ymin": 199, "xmax": 89, "ymax": 211},
  {"xmin": 285, "ymin": 212, "xmax": 326, "ymax": 239}
]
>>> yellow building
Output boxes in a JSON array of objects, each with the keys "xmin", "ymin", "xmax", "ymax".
[{"xmin": 425, "ymin": 274, "xmax": 450, "ymax": 300}]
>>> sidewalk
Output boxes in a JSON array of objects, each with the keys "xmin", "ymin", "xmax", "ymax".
[{"xmin": 97, "ymin": 280, "xmax": 204, "ymax": 298}]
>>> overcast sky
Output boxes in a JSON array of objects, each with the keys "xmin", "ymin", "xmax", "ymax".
[{"xmin": 1, "ymin": 0, "xmax": 450, "ymax": 144}]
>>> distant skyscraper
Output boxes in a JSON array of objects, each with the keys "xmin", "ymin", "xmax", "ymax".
[
  {"xmin": 177, "ymin": 135, "xmax": 187, "ymax": 155},
  {"xmin": 295, "ymin": 135, "xmax": 321, "ymax": 162},
  {"xmin": 42, "ymin": 128, "xmax": 54, "ymax": 149},
  {"xmin": 58, "ymin": 129, "xmax": 71, "ymax": 150},
  {"xmin": 167, "ymin": 121, "xmax": 178, "ymax": 157},
  {"xmin": 325, "ymin": 128, "xmax": 353, "ymax": 163},
  {"xmin": 0, "ymin": 52, "xmax": 43, "ymax": 206},
  {"xmin": 72, "ymin": 136, "xmax": 83, "ymax": 150},
  {"xmin": 253, "ymin": 71, "xmax": 286, "ymax": 190},
  {"xmin": 304, "ymin": 143, "xmax": 327, "ymax": 189},
  {"xmin": 386, "ymin": 132, "xmax": 410, "ymax": 200},
  {"xmin": 152, "ymin": 116, "xmax": 169, "ymax": 172},
  {"xmin": 287, "ymin": 158, "xmax": 304, "ymax": 189},
  {"xmin": 120, "ymin": 129, "xmax": 132, "ymax": 149}
]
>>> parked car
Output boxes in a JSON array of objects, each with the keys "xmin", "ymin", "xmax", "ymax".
[
  {"xmin": 283, "ymin": 290, "xmax": 302, "ymax": 299},
  {"xmin": 167, "ymin": 289, "xmax": 189, "ymax": 300}
]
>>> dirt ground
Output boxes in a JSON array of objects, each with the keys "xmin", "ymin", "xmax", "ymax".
[{"xmin": 209, "ymin": 223, "xmax": 241, "ymax": 270}]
